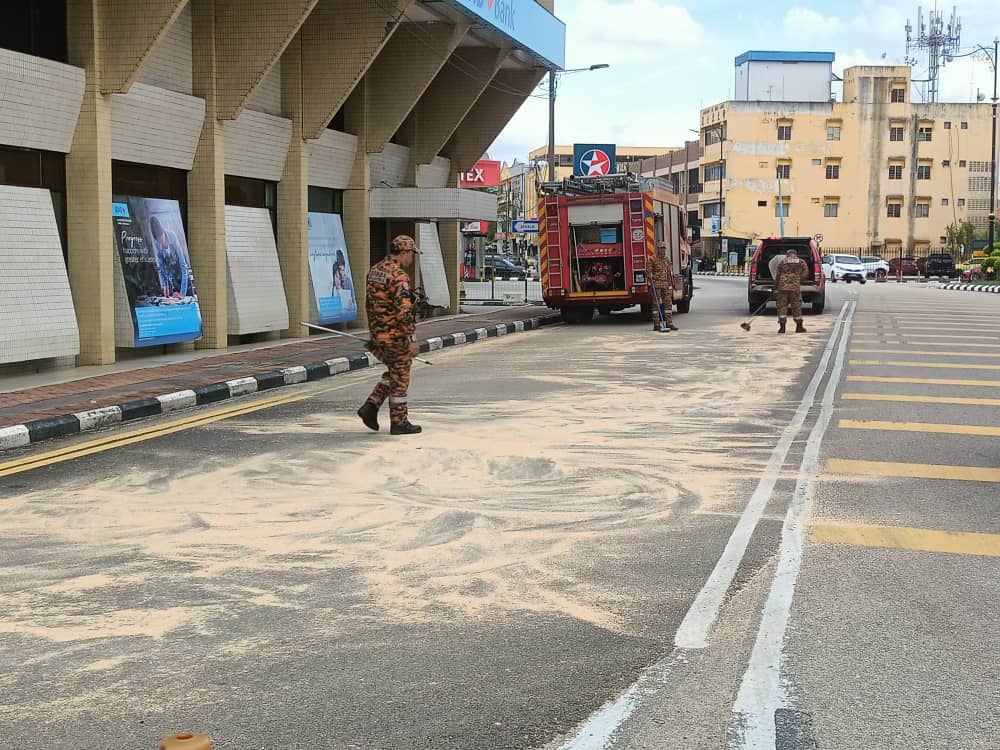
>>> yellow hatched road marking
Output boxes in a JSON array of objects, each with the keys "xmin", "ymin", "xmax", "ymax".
[
  {"xmin": 850, "ymin": 359, "xmax": 1000, "ymax": 370},
  {"xmin": 839, "ymin": 419, "xmax": 1000, "ymax": 436},
  {"xmin": 827, "ymin": 458, "xmax": 1000, "ymax": 482},
  {"xmin": 0, "ymin": 382, "xmax": 352, "ymax": 478},
  {"xmin": 852, "ymin": 339, "xmax": 1000, "ymax": 348},
  {"xmin": 813, "ymin": 523, "xmax": 1000, "ymax": 557},
  {"xmin": 853, "ymin": 325, "xmax": 1000, "ymax": 332},
  {"xmin": 850, "ymin": 333, "xmax": 1000, "ymax": 340},
  {"xmin": 843, "ymin": 393, "xmax": 1000, "ymax": 406},
  {"xmin": 851, "ymin": 348, "xmax": 1000, "ymax": 357},
  {"xmin": 847, "ymin": 375, "xmax": 1000, "ymax": 386}
]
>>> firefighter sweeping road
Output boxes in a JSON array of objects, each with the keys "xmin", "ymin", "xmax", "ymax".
[{"xmin": 1, "ymin": 279, "xmax": 997, "ymax": 750}]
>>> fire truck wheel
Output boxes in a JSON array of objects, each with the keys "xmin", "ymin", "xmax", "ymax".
[
  {"xmin": 597, "ymin": 306, "xmax": 612, "ymax": 316},
  {"xmin": 640, "ymin": 303, "xmax": 652, "ymax": 319},
  {"xmin": 675, "ymin": 298, "xmax": 690, "ymax": 314}
]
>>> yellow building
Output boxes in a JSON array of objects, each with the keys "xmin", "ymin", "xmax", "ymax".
[{"xmin": 699, "ymin": 61, "xmax": 997, "ymax": 262}]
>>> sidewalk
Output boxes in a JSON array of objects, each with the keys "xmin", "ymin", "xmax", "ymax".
[{"xmin": 0, "ymin": 306, "xmax": 560, "ymax": 451}]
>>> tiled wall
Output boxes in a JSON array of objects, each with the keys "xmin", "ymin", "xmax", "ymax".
[
  {"xmin": 369, "ymin": 143, "xmax": 411, "ymax": 188},
  {"xmin": 370, "ymin": 187, "xmax": 497, "ymax": 220},
  {"xmin": 223, "ymin": 109, "xmax": 293, "ymax": 181},
  {"xmin": 224, "ymin": 205, "xmax": 290, "ymax": 334},
  {"xmin": 417, "ymin": 156, "xmax": 452, "ymax": 188},
  {"xmin": 307, "ymin": 129, "xmax": 358, "ymax": 189},
  {"xmin": 246, "ymin": 60, "xmax": 282, "ymax": 116},
  {"xmin": 136, "ymin": 2, "xmax": 193, "ymax": 95},
  {"xmin": 110, "ymin": 83, "xmax": 206, "ymax": 170},
  {"xmin": 0, "ymin": 186, "xmax": 80, "ymax": 364},
  {"xmin": 0, "ymin": 49, "xmax": 85, "ymax": 153}
]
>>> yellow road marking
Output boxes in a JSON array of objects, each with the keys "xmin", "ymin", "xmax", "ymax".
[
  {"xmin": 0, "ymin": 382, "xmax": 353, "ymax": 478},
  {"xmin": 852, "ymin": 340, "xmax": 1000, "ymax": 348},
  {"xmin": 850, "ymin": 333, "xmax": 999, "ymax": 340},
  {"xmin": 850, "ymin": 359, "xmax": 1000, "ymax": 370},
  {"xmin": 827, "ymin": 458, "xmax": 1000, "ymax": 482},
  {"xmin": 813, "ymin": 522, "xmax": 1000, "ymax": 557},
  {"xmin": 839, "ymin": 419, "xmax": 1000, "ymax": 436},
  {"xmin": 851, "ymin": 348, "xmax": 1000, "ymax": 357},
  {"xmin": 847, "ymin": 375, "xmax": 1000, "ymax": 387},
  {"xmin": 843, "ymin": 393, "xmax": 1000, "ymax": 406}
]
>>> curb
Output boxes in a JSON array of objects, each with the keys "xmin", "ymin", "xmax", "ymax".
[
  {"xmin": 695, "ymin": 271, "xmax": 748, "ymax": 277},
  {"xmin": 940, "ymin": 282, "xmax": 1000, "ymax": 293},
  {"xmin": 0, "ymin": 313, "xmax": 562, "ymax": 453}
]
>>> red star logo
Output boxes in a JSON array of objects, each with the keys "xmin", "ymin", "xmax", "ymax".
[{"xmin": 582, "ymin": 149, "xmax": 612, "ymax": 175}]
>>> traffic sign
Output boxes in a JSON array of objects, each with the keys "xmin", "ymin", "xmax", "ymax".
[{"xmin": 511, "ymin": 219, "xmax": 539, "ymax": 233}]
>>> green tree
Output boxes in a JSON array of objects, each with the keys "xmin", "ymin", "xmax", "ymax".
[{"xmin": 944, "ymin": 220, "xmax": 976, "ymax": 258}]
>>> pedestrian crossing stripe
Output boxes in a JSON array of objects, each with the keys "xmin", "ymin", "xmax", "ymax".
[
  {"xmin": 842, "ymin": 393, "xmax": 1000, "ymax": 406},
  {"xmin": 850, "ymin": 359, "xmax": 1000, "ymax": 370},
  {"xmin": 849, "ymin": 333, "xmax": 1000, "ymax": 340},
  {"xmin": 813, "ymin": 522, "xmax": 1000, "ymax": 558},
  {"xmin": 850, "ymin": 348, "xmax": 1000, "ymax": 357},
  {"xmin": 826, "ymin": 458, "xmax": 1000, "ymax": 482},
  {"xmin": 839, "ymin": 419, "xmax": 1000, "ymax": 436},
  {"xmin": 851, "ymin": 340, "xmax": 1000, "ymax": 348}
]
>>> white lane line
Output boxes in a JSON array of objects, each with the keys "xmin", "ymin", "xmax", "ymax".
[
  {"xmin": 674, "ymin": 304, "xmax": 851, "ymax": 650},
  {"xmin": 730, "ymin": 300, "xmax": 857, "ymax": 749}
]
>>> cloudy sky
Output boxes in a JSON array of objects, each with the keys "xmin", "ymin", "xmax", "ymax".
[{"xmin": 488, "ymin": 0, "xmax": 999, "ymax": 164}]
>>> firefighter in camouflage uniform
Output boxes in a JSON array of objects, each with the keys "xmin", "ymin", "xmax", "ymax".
[
  {"xmin": 774, "ymin": 248, "xmax": 808, "ymax": 333},
  {"xmin": 356, "ymin": 235, "xmax": 423, "ymax": 435},
  {"xmin": 648, "ymin": 248, "xmax": 678, "ymax": 332}
]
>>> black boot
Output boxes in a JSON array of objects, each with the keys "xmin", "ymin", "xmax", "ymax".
[
  {"xmin": 390, "ymin": 421, "xmax": 422, "ymax": 435},
  {"xmin": 357, "ymin": 401, "xmax": 380, "ymax": 431},
  {"xmin": 795, "ymin": 319, "xmax": 807, "ymax": 333},
  {"xmin": 778, "ymin": 318, "xmax": 786, "ymax": 333}
]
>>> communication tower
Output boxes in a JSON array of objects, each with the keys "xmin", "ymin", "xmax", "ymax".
[{"xmin": 905, "ymin": 5, "xmax": 962, "ymax": 102}]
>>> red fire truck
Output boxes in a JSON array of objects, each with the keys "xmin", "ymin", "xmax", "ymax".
[{"xmin": 537, "ymin": 174, "xmax": 693, "ymax": 323}]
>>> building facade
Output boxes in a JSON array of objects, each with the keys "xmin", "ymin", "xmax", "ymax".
[
  {"xmin": 698, "ymin": 57, "xmax": 998, "ymax": 263},
  {"xmin": 0, "ymin": 0, "xmax": 565, "ymax": 373},
  {"xmin": 637, "ymin": 140, "xmax": 703, "ymax": 245}
]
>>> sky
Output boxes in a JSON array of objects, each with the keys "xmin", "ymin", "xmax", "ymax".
[{"xmin": 488, "ymin": 0, "xmax": 1000, "ymax": 165}]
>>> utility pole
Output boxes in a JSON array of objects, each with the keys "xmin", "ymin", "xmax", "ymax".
[
  {"xmin": 989, "ymin": 36, "xmax": 998, "ymax": 252},
  {"xmin": 547, "ymin": 70, "xmax": 556, "ymax": 182}
]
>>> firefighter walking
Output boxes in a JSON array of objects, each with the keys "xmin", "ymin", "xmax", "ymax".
[
  {"xmin": 356, "ymin": 235, "xmax": 423, "ymax": 435},
  {"xmin": 774, "ymin": 248, "xmax": 808, "ymax": 333},
  {"xmin": 649, "ymin": 248, "xmax": 678, "ymax": 332}
]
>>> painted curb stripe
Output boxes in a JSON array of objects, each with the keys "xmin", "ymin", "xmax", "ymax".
[
  {"xmin": 0, "ymin": 425, "xmax": 30, "ymax": 450},
  {"xmin": 26, "ymin": 414, "xmax": 81, "ymax": 442},
  {"xmin": 226, "ymin": 377, "xmax": 258, "ymax": 396},
  {"xmin": 120, "ymin": 398, "xmax": 163, "ymax": 422},
  {"xmin": 281, "ymin": 366, "xmax": 308, "ymax": 385},
  {"xmin": 74, "ymin": 406, "xmax": 123, "ymax": 432},
  {"xmin": 194, "ymin": 382, "xmax": 231, "ymax": 404},
  {"xmin": 157, "ymin": 390, "xmax": 197, "ymax": 412},
  {"xmin": 254, "ymin": 371, "xmax": 286, "ymax": 390},
  {"xmin": 304, "ymin": 362, "xmax": 331, "ymax": 381}
]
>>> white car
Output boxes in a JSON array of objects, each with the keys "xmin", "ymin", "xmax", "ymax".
[
  {"xmin": 861, "ymin": 256, "xmax": 890, "ymax": 279},
  {"xmin": 822, "ymin": 253, "xmax": 867, "ymax": 283}
]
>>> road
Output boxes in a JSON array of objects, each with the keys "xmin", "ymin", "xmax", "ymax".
[{"xmin": 1, "ymin": 278, "xmax": 997, "ymax": 749}]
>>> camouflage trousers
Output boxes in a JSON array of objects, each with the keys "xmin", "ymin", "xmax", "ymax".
[
  {"xmin": 366, "ymin": 345, "xmax": 413, "ymax": 425},
  {"xmin": 651, "ymin": 286, "xmax": 673, "ymax": 326},
  {"xmin": 775, "ymin": 290, "xmax": 803, "ymax": 320}
]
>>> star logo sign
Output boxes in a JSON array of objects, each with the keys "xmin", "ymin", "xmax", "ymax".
[{"xmin": 580, "ymin": 149, "xmax": 612, "ymax": 175}]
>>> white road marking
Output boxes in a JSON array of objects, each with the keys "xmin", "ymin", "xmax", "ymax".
[
  {"xmin": 674, "ymin": 303, "xmax": 852, "ymax": 649},
  {"xmin": 730, "ymin": 300, "xmax": 856, "ymax": 748}
]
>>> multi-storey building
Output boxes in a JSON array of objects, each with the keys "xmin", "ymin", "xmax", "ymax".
[
  {"xmin": 0, "ymin": 0, "xmax": 564, "ymax": 374},
  {"xmin": 698, "ymin": 51, "xmax": 997, "ymax": 263},
  {"xmin": 637, "ymin": 139, "xmax": 703, "ymax": 243}
]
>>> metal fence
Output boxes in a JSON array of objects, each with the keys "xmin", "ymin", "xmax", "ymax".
[{"xmin": 460, "ymin": 280, "xmax": 544, "ymax": 304}]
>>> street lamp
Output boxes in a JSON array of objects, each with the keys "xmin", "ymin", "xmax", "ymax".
[{"xmin": 547, "ymin": 64, "xmax": 610, "ymax": 181}]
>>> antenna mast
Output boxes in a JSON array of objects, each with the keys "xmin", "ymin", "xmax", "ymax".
[{"xmin": 905, "ymin": 5, "xmax": 962, "ymax": 102}]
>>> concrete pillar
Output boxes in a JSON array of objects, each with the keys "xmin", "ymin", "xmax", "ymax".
[
  {"xmin": 342, "ymin": 80, "xmax": 371, "ymax": 330},
  {"xmin": 66, "ymin": 0, "xmax": 116, "ymax": 365},
  {"xmin": 277, "ymin": 36, "xmax": 310, "ymax": 338},
  {"xmin": 438, "ymin": 221, "xmax": 462, "ymax": 314},
  {"xmin": 100, "ymin": 0, "xmax": 190, "ymax": 93},
  {"xmin": 187, "ymin": 0, "xmax": 228, "ymax": 348}
]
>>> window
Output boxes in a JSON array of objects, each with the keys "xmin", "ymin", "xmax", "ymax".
[
  {"xmin": 225, "ymin": 175, "xmax": 278, "ymax": 233},
  {"xmin": 958, "ymin": 198, "xmax": 966, "ymax": 207},
  {"xmin": 811, "ymin": 158, "xmax": 822, "ymax": 166},
  {"xmin": 890, "ymin": 88, "xmax": 906, "ymax": 102},
  {"xmin": 888, "ymin": 165, "xmax": 903, "ymax": 180},
  {"xmin": 959, "ymin": 160, "xmax": 967, "ymax": 167},
  {"xmin": 827, "ymin": 126, "xmax": 841, "ymax": 141},
  {"xmin": 759, "ymin": 161, "xmax": 769, "ymax": 168},
  {"xmin": 944, "ymin": 121, "xmax": 952, "ymax": 129},
  {"xmin": 942, "ymin": 198, "xmax": 949, "ymax": 206},
  {"xmin": 776, "ymin": 163, "xmax": 790, "ymax": 179},
  {"xmin": 918, "ymin": 127, "xmax": 933, "ymax": 141},
  {"xmin": 917, "ymin": 164, "xmax": 931, "ymax": 179},
  {"xmin": 824, "ymin": 202, "xmax": 839, "ymax": 217},
  {"xmin": 825, "ymin": 163, "xmax": 840, "ymax": 179},
  {"xmin": 777, "ymin": 125, "xmax": 792, "ymax": 141},
  {"xmin": 757, "ymin": 200, "xmax": 768, "ymax": 207},
  {"xmin": 887, "ymin": 202, "xmax": 902, "ymax": 218},
  {"xmin": 0, "ymin": 0, "xmax": 68, "ymax": 63},
  {"xmin": 308, "ymin": 186, "xmax": 343, "ymax": 215},
  {"xmin": 890, "ymin": 127, "xmax": 905, "ymax": 141},
  {"xmin": 704, "ymin": 162, "xmax": 725, "ymax": 182},
  {"xmin": 942, "ymin": 160, "xmax": 950, "ymax": 167},
  {"xmin": 775, "ymin": 199, "xmax": 789, "ymax": 218},
  {"xmin": 915, "ymin": 202, "xmax": 930, "ymax": 218},
  {"xmin": 961, "ymin": 121, "xmax": 968, "ymax": 129}
]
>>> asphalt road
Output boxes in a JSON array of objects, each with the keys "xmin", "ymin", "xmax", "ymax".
[{"xmin": 1, "ymin": 278, "xmax": 997, "ymax": 750}]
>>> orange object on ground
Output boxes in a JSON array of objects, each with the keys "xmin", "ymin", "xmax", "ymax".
[{"xmin": 160, "ymin": 733, "xmax": 212, "ymax": 750}]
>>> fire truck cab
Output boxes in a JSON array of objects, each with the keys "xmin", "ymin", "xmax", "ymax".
[{"xmin": 538, "ymin": 174, "xmax": 693, "ymax": 323}]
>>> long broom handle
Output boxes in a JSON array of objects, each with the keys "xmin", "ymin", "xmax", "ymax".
[{"xmin": 300, "ymin": 322, "xmax": 434, "ymax": 365}]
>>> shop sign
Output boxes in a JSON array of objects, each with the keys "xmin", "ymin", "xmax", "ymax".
[{"xmin": 459, "ymin": 160, "xmax": 501, "ymax": 188}]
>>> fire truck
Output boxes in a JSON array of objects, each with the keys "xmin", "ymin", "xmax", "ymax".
[{"xmin": 537, "ymin": 173, "xmax": 693, "ymax": 323}]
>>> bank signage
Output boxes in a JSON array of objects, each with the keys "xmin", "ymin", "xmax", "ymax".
[
  {"xmin": 442, "ymin": 0, "xmax": 565, "ymax": 68},
  {"xmin": 573, "ymin": 144, "xmax": 617, "ymax": 177},
  {"xmin": 459, "ymin": 160, "xmax": 501, "ymax": 188}
]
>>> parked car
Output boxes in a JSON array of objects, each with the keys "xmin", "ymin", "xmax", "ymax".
[
  {"xmin": 888, "ymin": 256, "xmax": 919, "ymax": 276},
  {"xmin": 748, "ymin": 236, "xmax": 827, "ymax": 314},
  {"xmin": 861, "ymin": 256, "xmax": 890, "ymax": 279},
  {"xmin": 822, "ymin": 253, "xmax": 867, "ymax": 283},
  {"xmin": 924, "ymin": 252, "xmax": 958, "ymax": 278},
  {"xmin": 483, "ymin": 255, "xmax": 529, "ymax": 280}
]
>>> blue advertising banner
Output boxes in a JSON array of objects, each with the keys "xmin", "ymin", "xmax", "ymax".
[
  {"xmin": 441, "ymin": 0, "xmax": 565, "ymax": 68},
  {"xmin": 307, "ymin": 212, "xmax": 358, "ymax": 324},
  {"xmin": 573, "ymin": 144, "xmax": 617, "ymax": 177},
  {"xmin": 111, "ymin": 196, "xmax": 202, "ymax": 346}
]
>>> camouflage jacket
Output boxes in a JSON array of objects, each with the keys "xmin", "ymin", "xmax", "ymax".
[
  {"xmin": 774, "ymin": 257, "xmax": 808, "ymax": 292},
  {"xmin": 649, "ymin": 252, "xmax": 673, "ymax": 288},
  {"xmin": 365, "ymin": 256, "xmax": 416, "ymax": 349}
]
